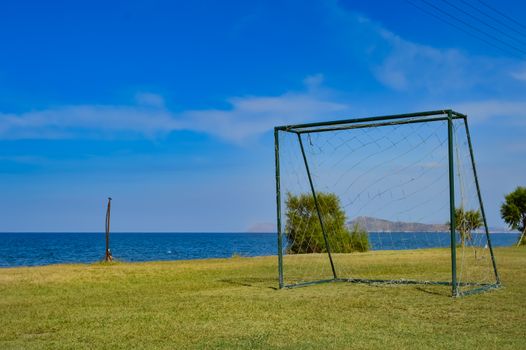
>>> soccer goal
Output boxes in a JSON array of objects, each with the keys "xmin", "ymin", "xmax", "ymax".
[{"xmin": 274, "ymin": 110, "xmax": 500, "ymax": 297}]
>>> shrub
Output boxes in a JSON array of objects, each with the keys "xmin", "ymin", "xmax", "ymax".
[
  {"xmin": 284, "ymin": 192, "xmax": 369, "ymax": 253},
  {"xmin": 349, "ymin": 223, "xmax": 370, "ymax": 252}
]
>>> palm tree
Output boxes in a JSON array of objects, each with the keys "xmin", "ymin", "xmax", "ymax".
[
  {"xmin": 500, "ymin": 186, "xmax": 526, "ymax": 246},
  {"xmin": 452, "ymin": 208, "xmax": 483, "ymax": 247}
]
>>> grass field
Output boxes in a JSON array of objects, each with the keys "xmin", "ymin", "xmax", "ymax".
[{"xmin": 1, "ymin": 247, "xmax": 524, "ymax": 349}]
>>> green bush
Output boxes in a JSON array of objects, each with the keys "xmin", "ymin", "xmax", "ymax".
[
  {"xmin": 284, "ymin": 192, "xmax": 369, "ymax": 254},
  {"xmin": 349, "ymin": 223, "xmax": 370, "ymax": 252}
]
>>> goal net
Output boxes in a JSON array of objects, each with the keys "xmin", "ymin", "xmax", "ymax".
[{"xmin": 274, "ymin": 110, "xmax": 500, "ymax": 297}]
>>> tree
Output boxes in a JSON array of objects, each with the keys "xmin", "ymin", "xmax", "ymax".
[
  {"xmin": 451, "ymin": 208, "xmax": 483, "ymax": 247},
  {"xmin": 284, "ymin": 192, "xmax": 369, "ymax": 254},
  {"xmin": 500, "ymin": 186, "xmax": 526, "ymax": 246}
]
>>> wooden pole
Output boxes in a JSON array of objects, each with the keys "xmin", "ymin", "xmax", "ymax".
[{"xmin": 105, "ymin": 197, "xmax": 113, "ymax": 262}]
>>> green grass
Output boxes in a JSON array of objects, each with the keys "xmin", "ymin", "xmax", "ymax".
[{"xmin": 0, "ymin": 247, "xmax": 524, "ymax": 349}]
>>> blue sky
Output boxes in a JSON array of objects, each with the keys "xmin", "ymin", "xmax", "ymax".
[{"xmin": 1, "ymin": 0, "xmax": 525, "ymax": 232}]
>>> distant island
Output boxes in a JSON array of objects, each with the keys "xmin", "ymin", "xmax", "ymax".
[
  {"xmin": 348, "ymin": 216, "xmax": 449, "ymax": 232},
  {"xmin": 348, "ymin": 216, "xmax": 510, "ymax": 233},
  {"xmin": 247, "ymin": 222, "xmax": 276, "ymax": 233}
]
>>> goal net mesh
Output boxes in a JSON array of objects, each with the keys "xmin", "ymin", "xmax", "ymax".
[{"xmin": 276, "ymin": 113, "xmax": 498, "ymax": 295}]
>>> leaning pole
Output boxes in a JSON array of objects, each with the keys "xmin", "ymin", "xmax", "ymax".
[{"xmin": 105, "ymin": 197, "xmax": 113, "ymax": 262}]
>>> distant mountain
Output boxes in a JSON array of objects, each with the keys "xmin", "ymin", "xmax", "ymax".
[
  {"xmin": 247, "ymin": 222, "xmax": 276, "ymax": 233},
  {"xmin": 348, "ymin": 216, "xmax": 449, "ymax": 232},
  {"xmin": 485, "ymin": 226, "xmax": 512, "ymax": 233}
]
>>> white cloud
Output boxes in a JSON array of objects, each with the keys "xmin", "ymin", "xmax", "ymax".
[
  {"xmin": 4, "ymin": 9, "xmax": 524, "ymax": 144},
  {"xmin": 303, "ymin": 73, "xmax": 325, "ymax": 90},
  {"xmin": 454, "ymin": 100, "xmax": 526, "ymax": 124},
  {"xmin": 329, "ymin": 6, "xmax": 521, "ymax": 96},
  {"xmin": 0, "ymin": 105, "xmax": 178, "ymax": 140},
  {"xmin": 326, "ymin": 6, "xmax": 526, "ymax": 128},
  {"xmin": 511, "ymin": 69, "xmax": 526, "ymax": 82},
  {"xmin": 135, "ymin": 92, "xmax": 165, "ymax": 108},
  {"xmin": 0, "ymin": 80, "xmax": 350, "ymax": 143},
  {"xmin": 510, "ymin": 62, "xmax": 526, "ymax": 82},
  {"xmin": 181, "ymin": 91, "xmax": 347, "ymax": 142},
  {"xmin": 372, "ymin": 29, "xmax": 500, "ymax": 94}
]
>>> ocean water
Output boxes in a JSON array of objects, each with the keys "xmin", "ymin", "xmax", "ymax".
[{"xmin": 0, "ymin": 232, "xmax": 520, "ymax": 268}]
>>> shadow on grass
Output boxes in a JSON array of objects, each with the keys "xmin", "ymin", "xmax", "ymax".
[
  {"xmin": 219, "ymin": 277, "xmax": 279, "ymax": 290},
  {"xmin": 415, "ymin": 286, "xmax": 451, "ymax": 296},
  {"xmin": 220, "ymin": 277, "xmax": 454, "ymax": 295},
  {"xmin": 354, "ymin": 282, "xmax": 451, "ymax": 297}
]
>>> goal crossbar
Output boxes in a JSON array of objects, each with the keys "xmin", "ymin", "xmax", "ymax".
[{"xmin": 275, "ymin": 109, "xmax": 467, "ymax": 133}]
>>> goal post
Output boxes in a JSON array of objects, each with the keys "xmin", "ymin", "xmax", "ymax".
[{"xmin": 274, "ymin": 110, "xmax": 500, "ymax": 297}]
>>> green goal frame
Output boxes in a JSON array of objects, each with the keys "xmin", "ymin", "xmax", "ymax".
[{"xmin": 274, "ymin": 110, "xmax": 501, "ymax": 297}]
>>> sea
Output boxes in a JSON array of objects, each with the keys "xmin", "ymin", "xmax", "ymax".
[{"xmin": 0, "ymin": 232, "xmax": 520, "ymax": 268}]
